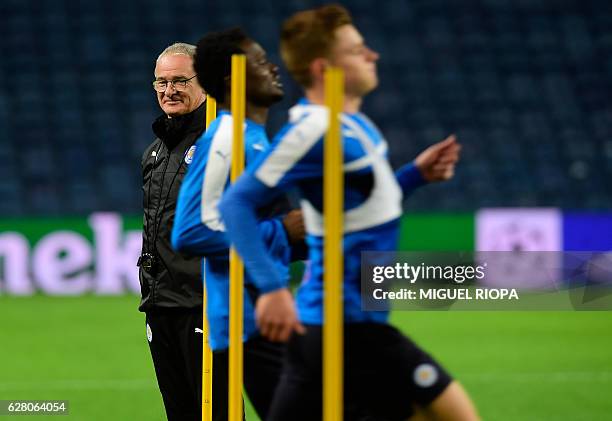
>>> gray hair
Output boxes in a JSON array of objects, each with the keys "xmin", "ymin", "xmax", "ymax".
[{"xmin": 156, "ymin": 42, "xmax": 196, "ymax": 61}]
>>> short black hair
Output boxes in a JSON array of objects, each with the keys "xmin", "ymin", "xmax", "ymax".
[{"xmin": 194, "ymin": 27, "xmax": 249, "ymax": 103}]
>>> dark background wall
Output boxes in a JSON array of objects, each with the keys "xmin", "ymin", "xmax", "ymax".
[{"xmin": 1, "ymin": 0, "xmax": 611, "ymax": 215}]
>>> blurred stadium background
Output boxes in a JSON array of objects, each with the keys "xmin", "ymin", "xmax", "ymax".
[{"xmin": 1, "ymin": 0, "xmax": 611, "ymax": 420}]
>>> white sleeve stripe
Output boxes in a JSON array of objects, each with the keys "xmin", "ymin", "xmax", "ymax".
[
  {"xmin": 343, "ymin": 142, "xmax": 387, "ymax": 171},
  {"xmin": 255, "ymin": 109, "xmax": 329, "ymax": 187},
  {"xmin": 200, "ymin": 115, "xmax": 233, "ymax": 232}
]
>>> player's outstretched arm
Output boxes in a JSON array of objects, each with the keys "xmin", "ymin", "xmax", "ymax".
[
  {"xmin": 219, "ymin": 173, "xmax": 305, "ymax": 342},
  {"xmin": 219, "ymin": 173, "xmax": 286, "ymax": 291},
  {"xmin": 414, "ymin": 134, "xmax": 461, "ymax": 182},
  {"xmin": 395, "ymin": 161, "xmax": 427, "ymax": 196},
  {"xmin": 395, "ymin": 134, "xmax": 461, "ymax": 197}
]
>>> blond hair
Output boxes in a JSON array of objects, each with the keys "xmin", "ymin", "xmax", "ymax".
[{"xmin": 280, "ymin": 4, "xmax": 352, "ymax": 87}]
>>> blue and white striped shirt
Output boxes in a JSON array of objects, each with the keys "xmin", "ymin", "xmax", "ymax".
[
  {"xmin": 172, "ymin": 110, "xmax": 290, "ymax": 350},
  {"xmin": 219, "ymin": 99, "xmax": 425, "ymax": 325}
]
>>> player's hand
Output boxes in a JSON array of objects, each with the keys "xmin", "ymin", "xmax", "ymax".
[
  {"xmin": 414, "ymin": 134, "xmax": 462, "ymax": 182},
  {"xmin": 282, "ymin": 209, "xmax": 306, "ymax": 244},
  {"xmin": 255, "ymin": 288, "xmax": 306, "ymax": 342}
]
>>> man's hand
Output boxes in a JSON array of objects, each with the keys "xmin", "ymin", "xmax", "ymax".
[
  {"xmin": 255, "ymin": 288, "xmax": 306, "ymax": 342},
  {"xmin": 282, "ymin": 209, "xmax": 306, "ymax": 244},
  {"xmin": 414, "ymin": 134, "xmax": 462, "ymax": 182}
]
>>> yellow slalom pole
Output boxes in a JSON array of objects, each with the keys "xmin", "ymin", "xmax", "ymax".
[
  {"xmin": 228, "ymin": 54, "xmax": 246, "ymax": 421},
  {"xmin": 202, "ymin": 94, "xmax": 216, "ymax": 421},
  {"xmin": 206, "ymin": 95, "xmax": 217, "ymax": 128},
  {"xmin": 323, "ymin": 67, "xmax": 344, "ymax": 421}
]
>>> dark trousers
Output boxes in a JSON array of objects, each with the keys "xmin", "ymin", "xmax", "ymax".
[
  {"xmin": 267, "ymin": 324, "xmax": 452, "ymax": 421},
  {"xmin": 146, "ymin": 310, "xmax": 203, "ymax": 421},
  {"xmin": 145, "ymin": 310, "xmax": 284, "ymax": 421},
  {"xmin": 212, "ymin": 336, "xmax": 285, "ymax": 421}
]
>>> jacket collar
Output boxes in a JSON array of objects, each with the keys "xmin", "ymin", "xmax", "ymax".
[{"xmin": 152, "ymin": 102, "xmax": 206, "ymax": 148}]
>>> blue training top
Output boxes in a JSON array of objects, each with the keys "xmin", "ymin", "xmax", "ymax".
[
  {"xmin": 219, "ymin": 99, "xmax": 425, "ymax": 325},
  {"xmin": 172, "ymin": 110, "xmax": 290, "ymax": 350}
]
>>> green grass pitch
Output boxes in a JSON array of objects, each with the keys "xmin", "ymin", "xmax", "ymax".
[{"xmin": 1, "ymin": 295, "xmax": 611, "ymax": 420}]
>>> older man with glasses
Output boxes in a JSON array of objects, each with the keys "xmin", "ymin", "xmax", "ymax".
[{"xmin": 138, "ymin": 42, "xmax": 207, "ymax": 421}]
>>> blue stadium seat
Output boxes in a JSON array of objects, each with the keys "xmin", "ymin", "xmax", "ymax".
[{"xmin": 1, "ymin": 0, "xmax": 609, "ymax": 214}]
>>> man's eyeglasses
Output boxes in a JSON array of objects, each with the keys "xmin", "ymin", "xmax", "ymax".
[{"xmin": 152, "ymin": 75, "xmax": 197, "ymax": 92}]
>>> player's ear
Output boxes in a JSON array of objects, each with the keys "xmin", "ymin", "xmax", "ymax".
[{"xmin": 309, "ymin": 57, "xmax": 328, "ymax": 83}]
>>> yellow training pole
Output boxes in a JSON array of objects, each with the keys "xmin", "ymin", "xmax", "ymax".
[
  {"xmin": 206, "ymin": 95, "xmax": 217, "ymax": 127},
  {"xmin": 202, "ymin": 94, "xmax": 216, "ymax": 421},
  {"xmin": 228, "ymin": 54, "xmax": 246, "ymax": 421},
  {"xmin": 323, "ymin": 67, "xmax": 344, "ymax": 421}
]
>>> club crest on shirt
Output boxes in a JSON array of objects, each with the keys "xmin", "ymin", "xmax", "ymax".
[
  {"xmin": 414, "ymin": 363, "xmax": 438, "ymax": 388},
  {"xmin": 184, "ymin": 145, "xmax": 197, "ymax": 165}
]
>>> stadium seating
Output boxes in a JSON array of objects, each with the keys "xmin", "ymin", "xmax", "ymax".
[{"xmin": 1, "ymin": 0, "xmax": 610, "ymax": 214}]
